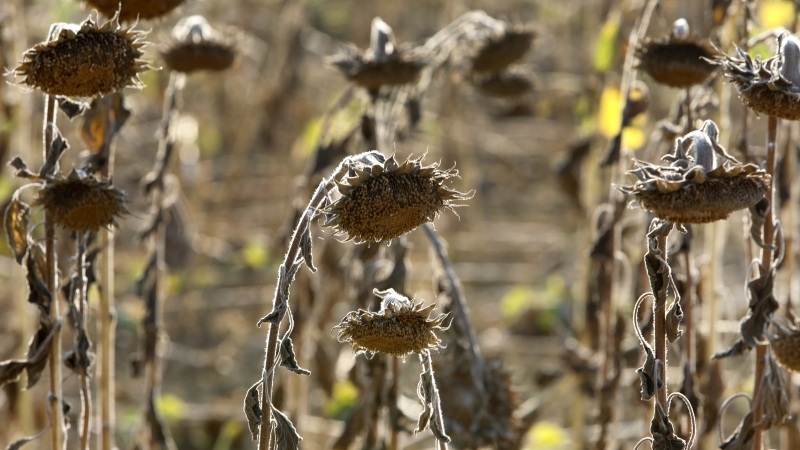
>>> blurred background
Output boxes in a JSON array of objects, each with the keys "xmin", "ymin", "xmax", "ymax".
[{"xmin": 0, "ymin": 0, "xmax": 793, "ymax": 449}]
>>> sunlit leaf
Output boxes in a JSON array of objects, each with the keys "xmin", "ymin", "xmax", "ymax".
[
  {"xmin": 594, "ymin": 13, "xmax": 620, "ymax": 73},
  {"xmin": 4, "ymin": 194, "xmax": 30, "ymax": 264},
  {"xmin": 623, "ymin": 127, "xmax": 647, "ymax": 150}
]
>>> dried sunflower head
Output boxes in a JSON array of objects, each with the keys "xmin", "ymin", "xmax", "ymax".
[
  {"xmin": 161, "ymin": 15, "xmax": 238, "ymax": 73},
  {"xmin": 15, "ymin": 13, "xmax": 150, "ymax": 98},
  {"xmin": 85, "ymin": 0, "xmax": 186, "ymax": 22},
  {"xmin": 471, "ymin": 67, "xmax": 534, "ymax": 97},
  {"xmin": 34, "ymin": 169, "xmax": 129, "ymax": 232},
  {"xmin": 471, "ymin": 23, "xmax": 535, "ymax": 73},
  {"xmin": 637, "ymin": 18, "xmax": 718, "ymax": 88},
  {"xmin": 619, "ymin": 120, "xmax": 770, "ymax": 224},
  {"xmin": 335, "ymin": 288, "xmax": 449, "ymax": 357},
  {"xmin": 717, "ymin": 32, "xmax": 800, "ymax": 120},
  {"xmin": 771, "ymin": 317, "xmax": 800, "ymax": 372},
  {"xmin": 329, "ymin": 18, "xmax": 427, "ymax": 93},
  {"xmin": 323, "ymin": 151, "xmax": 473, "ymax": 243}
]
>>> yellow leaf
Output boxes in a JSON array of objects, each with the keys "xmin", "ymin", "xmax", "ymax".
[
  {"xmin": 527, "ymin": 421, "xmax": 570, "ymax": 449},
  {"xmin": 500, "ymin": 285, "xmax": 535, "ymax": 318},
  {"xmin": 594, "ymin": 12, "xmax": 620, "ymax": 73},
  {"xmin": 759, "ymin": 0, "xmax": 796, "ymax": 29},
  {"xmin": 157, "ymin": 394, "xmax": 186, "ymax": 423},
  {"xmin": 324, "ymin": 380, "xmax": 359, "ymax": 419},
  {"xmin": 623, "ymin": 127, "xmax": 647, "ymax": 150},
  {"xmin": 242, "ymin": 240, "xmax": 269, "ymax": 268},
  {"xmin": 598, "ymin": 86, "xmax": 622, "ymax": 138}
]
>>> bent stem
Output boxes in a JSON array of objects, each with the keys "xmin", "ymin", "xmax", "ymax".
[
  {"xmin": 754, "ymin": 115, "xmax": 779, "ymax": 450},
  {"xmin": 43, "ymin": 94, "xmax": 65, "ymax": 450},
  {"xmin": 259, "ymin": 159, "xmax": 350, "ymax": 450}
]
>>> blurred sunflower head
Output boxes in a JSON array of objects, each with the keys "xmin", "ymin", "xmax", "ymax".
[
  {"xmin": 771, "ymin": 317, "xmax": 800, "ymax": 372},
  {"xmin": 15, "ymin": 12, "xmax": 150, "ymax": 98},
  {"xmin": 717, "ymin": 32, "xmax": 800, "ymax": 120},
  {"xmin": 637, "ymin": 18, "xmax": 718, "ymax": 88},
  {"xmin": 472, "ymin": 67, "xmax": 534, "ymax": 97},
  {"xmin": 323, "ymin": 151, "xmax": 473, "ymax": 244},
  {"xmin": 471, "ymin": 23, "xmax": 535, "ymax": 73},
  {"xmin": 85, "ymin": 0, "xmax": 186, "ymax": 22},
  {"xmin": 34, "ymin": 169, "xmax": 129, "ymax": 232},
  {"xmin": 335, "ymin": 288, "xmax": 450, "ymax": 357},
  {"xmin": 161, "ymin": 15, "xmax": 238, "ymax": 73},
  {"xmin": 620, "ymin": 120, "xmax": 769, "ymax": 224}
]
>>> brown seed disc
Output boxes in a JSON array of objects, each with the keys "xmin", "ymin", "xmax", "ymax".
[
  {"xmin": 86, "ymin": 0, "xmax": 185, "ymax": 21},
  {"xmin": 638, "ymin": 176, "xmax": 768, "ymax": 224},
  {"xmin": 161, "ymin": 42, "xmax": 236, "ymax": 73},
  {"xmin": 341, "ymin": 312, "xmax": 434, "ymax": 356},
  {"xmin": 338, "ymin": 173, "xmax": 444, "ymax": 243},
  {"xmin": 772, "ymin": 332, "xmax": 800, "ymax": 372},
  {"xmin": 346, "ymin": 58, "xmax": 425, "ymax": 91},
  {"xmin": 474, "ymin": 70, "xmax": 534, "ymax": 97},
  {"xmin": 638, "ymin": 41, "xmax": 718, "ymax": 88},
  {"xmin": 472, "ymin": 29, "xmax": 534, "ymax": 73},
  {"xmin": 36, "ymin": 179, "xmax": 126, "ymax": 232},
  {"xmin": 734, "ymin": 83, "xmax": 800, "ymax": 121}
]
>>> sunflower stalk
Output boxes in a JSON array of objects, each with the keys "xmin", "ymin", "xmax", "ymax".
[
  {"xmin": 41, "ymin": 94, "xmax": 66, "ymax": 450},
  {"xmin": 258, "ymin": 157, "xmax": 352, "ymax": 450},
  {"xmin": 75, "ymin": 231, "xmax": 91, "ymax": 450}
]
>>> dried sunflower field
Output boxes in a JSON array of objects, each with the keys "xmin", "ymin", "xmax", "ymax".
[{"xmin": 4, "ymin": 0, "xmax": 800, "ymax": 449}]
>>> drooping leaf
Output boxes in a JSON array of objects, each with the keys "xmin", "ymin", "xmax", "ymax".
[
  {"xmin": 243, "ymin": 382, "xmax": 263, "ymax": 441},
  {"xmin": 4, "ymin": 194, "xmax": 30, "ymax": 264}
]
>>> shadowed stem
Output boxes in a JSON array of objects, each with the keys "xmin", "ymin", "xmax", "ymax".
[
  {"xmin": 260, "ymin": 160, "xmax": 350, "ymax": 450},
  {"xmin": 43, "ymin": 94, "xmax": 65, "ymax": 450},
  {"xmin": 422, "ymin": 224, "xmax": 485, "ymax": 398},
  {"xmin": 390, "ymin": 356, "xmax": 399, "ymax": 450},
  {"xmin": 754, "ymin": 115, "xmax": 779, "ymax": 450},
  {"xmin": 654, "ymin": 232, "xmax": 669, "ymax": 410},
  {"xmin": 77, "ymin": 232, "xmax": 91, "ymax": 450}
]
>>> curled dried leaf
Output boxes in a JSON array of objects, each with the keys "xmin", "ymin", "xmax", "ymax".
[
  {"xmin": 650, "ymin": 400, "xmax": 686, "ymax": 450},
  {"xmin": 753, "ymin": 354, "xmax": 790, "ymax": 430},
  {"xmin": 740, "ymin": 266, "xmax": 779, "ymax": 347},
  {"xmin": 4, "ymin": 194, "xmax": 30, "ymax": 264},
  {"xmin": 243, "ymin": 381, "xmax": 263, "ymax": 441},
  {"xmin": 270, "ymin": 404, "xmax": 302, "ymax": 449},
  {"xmin": 279, "ymin": 338, "xmax": 310, "ymax": 376},
  {"xmin": 57, "ymin": 97, "xmax": 88, "ymax": 119},
  {"xmin": 666, "ymin": 300, "xmax": 684, "ymax": 343}
]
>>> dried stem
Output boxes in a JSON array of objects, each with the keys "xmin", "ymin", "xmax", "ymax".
[
  {"xmin": 43, "ymin": 94, "xmax": 65, "ymax": 450},
  {"xmin": 421, "ymin": 350, "xmax": 448, "ymax": 450},
  {"xmin": 98, "ymin": 94, "xmax": 119, "ymax": 450},
  {"xmin": 260, "ymin": 159, "xmax": 350, "ymax": 450},
  {"xmin": 654, "ymin": 232, "xmax": 669, "ymax": 410},
  {"xmin": 753, "ymin": 114, "xmax": 779, "ymax": 450},
  {"xmin": 390, "ymin": 356, "xmax": 400, "ymax": 450},
  {"xmin": 77, "ymin": 232, "xmax": 91, "ymax": 450}
]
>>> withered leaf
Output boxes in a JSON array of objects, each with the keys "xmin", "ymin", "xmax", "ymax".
[
  {"xmin": 299, "ymin": 223, "xmax": 317, "ymax": 273},
  {"xmin": 4, "ymin": 195, "xmax": 30, "ymax": 264},
  {"xmin": 24, "ymin": 321, "xmax": 58, "ymax": 389},
  {"xmin": 244, "ymin": 381, "xmax": 263, "ymax": 441},
  {"xmin": 279, "ymin": 338, "xmax": 311, "ymax": 375},
  {"xmin": 740, "ymin": 267, "xmax": 778, "ymax": 347},
  {"xmin": 270, "ymin": 404, "xmax": 302, "ymax": 449},
  {"xmin": 665, "ymin": 300, "xmax": 684, "ymax": 343},
  {"xmin": 25, "ymin": 249, "xmax": 51, "ymax": 317},
  {"xmin": 57, "ymin": 97, "xmax": 88, "ymax": 119},
  {"xmin": 712, "ymin": 339, "xmax": 750, "ymax": 360},
  {"xmin": 8, "ymin": 157, "xmax": 36, "ymax": 178},
  {"xmin": 650, "ymin": 401, "xmax": 686, "ymax": 450},
  {"xmin": 645, "ymin": 252, "xmax": 670, "ymax": 310},
  {"xmin": 753, "ymin": 355, "xmax": 790, "ymax": 430},
  {"xmin": 257, "ymin": 302, "xmax": 287, "ymax": 328},
  {"xmin": 39, "ymin": 130, "xmax": 69, "ymax": 178},
  {"xmin": 80, "ymin": 93, "xmax": 130, "ymax": 152},
  {"xmin": 0, "ymin": 360, "xmax": 28, "ymax": 387},
  {"xmin": 749, "ymin": 198, "xmax": 773, "ymax": 250},
  {"xmin": 5, "ymin": 423, "xmax": 49, "ymax": 450}
]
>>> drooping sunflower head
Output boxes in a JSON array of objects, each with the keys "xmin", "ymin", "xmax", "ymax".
[
  {"xmin": 334, "ymin": 288, "xmax": 450, "ymax": 357},
  {"xmin": 15, "ymin": 13, "xmax": 150, "ymax": 98},
  {"xmin": 636, "ymin": 18, "xmax": 718, "ymax": 88},
  {"xmin": 471, "ymin": 67, "xmax": 534, "ymax": 97},
  {"xmin": 329, "ymin": 17, "xmax": 427, "ymax": 93},
  {"xmin": 34, "ymin": 169, "xmax": 129, "ymax": 232},
  {"xmin": 619, "ymin": 120, "xmax": 769, "ymax": 224},
  {"xmin": 84, "ymin": 0, "xmax": 186, "ymax": 22},
  {"xmin": 471, "ymin": 23, "xmax": 535, "ymax": 74},
  {"xmin": 161, "ymin": 15, "xmax": 238, "ymax": 73},
  {"xmin": 771, "ymin": 317, "xmax": 800, "ymax": 372},
  {"xmin": 717, "ymin": 32, "xmax": 800, "ymax": 120},
  {"xmin": 324, "ymin": 151, "xmax": 474, "ymax": 244}
]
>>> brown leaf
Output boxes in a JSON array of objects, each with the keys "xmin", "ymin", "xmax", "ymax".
[
  {"xmin": 720, "ymin": 411, "xmax": 755, "ymax": 450},
  {"xmin": 243, "ymin": 381, "xmax": 263, "ymax": 441},
  {"xmin": 4, "ymin": 194, "xmax": 30, "ymax": 264},
  {"xmin": 80, "ymin": 93, "xmax": 130, "ymax": 153},
  {"xmin": 665, "ymin": 300, "xmax": 684, "ymax": 343},
  {"xmin": 650, "ymin": 400, "xmax": 686, "ymax": 450}
]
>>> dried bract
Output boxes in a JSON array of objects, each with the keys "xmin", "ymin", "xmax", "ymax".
[
  {"xmin": 334, "ymin": 288, "xmax": 449, "ymax": 357},
  {"xmin": 637, "ymin": 19, "xmax": 718, "ymax": 88},
  {"xmin": 324, "ymin": 152, "xmax": 473, "ymax": 243},
  {"xmin": 717, "ymin": 32, "xmax": 800, "ymax": 120},
  {"xmin": 471, "ymin": 24, "xmax": 535, "ymax": 73},
  {"xmin": 620, "ymin": 120, "xmax": 769, "ymax": 224},
  {"xmin": 15, "ymin": 13, "xmax": 150, "ymax": 97},
  {"xmin": 34, "ymin": 169, "xmax": 129, "ymax": 232},
  {"xmin": 85, "ymin": 0, "xmax": 186, "ymax": 22},
  {"xmin": 330, "ymin": 18, "xmax": 426, "ymax": 92},
  {"xmin": 161, "ymin": 16, "xmax": 237, "ymax": 73}
]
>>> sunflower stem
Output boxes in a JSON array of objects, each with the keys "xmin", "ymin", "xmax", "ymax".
[
  {"xmin": 653, "ymin": 230, "xmax": 669, "ymax": 412},
  {"xmin": 754, "ymin": 114, "xmax": 779, "ymax": 450},
  {"xmin": 77, "ymin": 232, "xmax": 91, "ymax": 450},
  {"xmin": 260, "ymin": 160, "xmax": 350, "ymax": 450},
  {"xmin": 43, "ymin": 94, "xmax": 65, "ymax": 450}
]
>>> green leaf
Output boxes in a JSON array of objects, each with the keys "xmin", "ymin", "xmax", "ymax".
[{"xmin": 594, "ymin": 13, "xmax": 620, "ymax": 73}]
